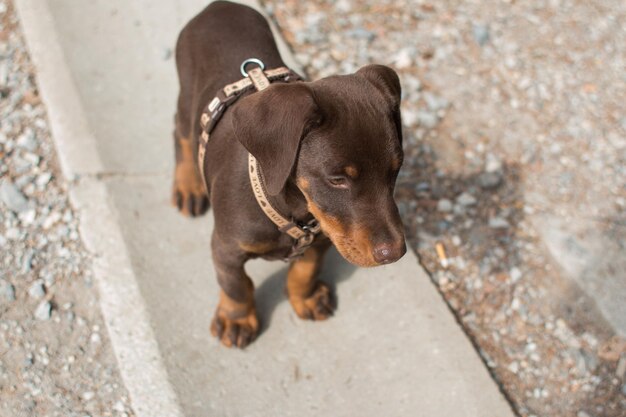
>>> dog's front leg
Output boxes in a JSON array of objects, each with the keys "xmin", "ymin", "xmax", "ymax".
[
  {"xmin": 210, "ymin": 236, "xmax": 258, "ymax": 348},
  {"xmin": 287, "ymin": 244, "xmax": 335, "ymax": 320},
  {"xmin": 171, "ymin": 122, "xmax": 209, "ymax": 217}
]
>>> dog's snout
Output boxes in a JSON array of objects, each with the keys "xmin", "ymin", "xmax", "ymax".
[{"xmin": 372, "ymin": 240, "xmax": 406, "ymax": 264}]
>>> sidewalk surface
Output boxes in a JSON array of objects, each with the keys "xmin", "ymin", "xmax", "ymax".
[{"xmin": 16, "ymin": 1, "xmax": 516, "ymax": 416}]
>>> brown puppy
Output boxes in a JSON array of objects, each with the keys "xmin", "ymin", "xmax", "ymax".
[{"xmin": 172, "ymin": 1, "xmax": 406, "ymax": 348}]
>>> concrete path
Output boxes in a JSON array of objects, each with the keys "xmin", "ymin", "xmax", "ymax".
[{"xmin": 15, "ymin": 1, "xmax": 516, "ymax": 416}]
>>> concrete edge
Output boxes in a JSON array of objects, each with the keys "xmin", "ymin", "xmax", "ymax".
[{"xmin": 14, "ymin": 1, "xmax": 185, "ymax": 416}]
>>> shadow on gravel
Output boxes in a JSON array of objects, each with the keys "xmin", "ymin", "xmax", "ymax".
[
  {"xmin": 394, "ymin": 133, "xmax": 528, "ymax": 414},
  {"xmin": 394, "ymin": 129, "xmax": 625, "ymax": 416},
  {"xmin": 255, "ymin": 248, "xmax": 357, "ymax": 335}
]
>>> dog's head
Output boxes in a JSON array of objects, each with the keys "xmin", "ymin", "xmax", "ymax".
[{"xmin": 232, "ymin": 65, "xmax": 406, "ymax": 267}]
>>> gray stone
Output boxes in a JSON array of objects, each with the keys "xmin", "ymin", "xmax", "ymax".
[
  {"xmin": 81, "ymin": 391, "xmax": 95, "ymax": 401},
  {"xmin": 456, "ymin": 192, "xmax": 477, "ymax": 206},
  {"xmin": 28, "ymin": 280, "xmax": 46, "ymax": 299},
  {"xmin": 35, "ymin": 172, "xmax": 52, "ymax": 187},
  {"xmin": 402, "ymin": 108, "xmax": 419, "ymax": 127},
  {"xmin": 424, "ymin": 92, "xmax": 449, "ymax": 112},
  {"xmin": 0, "ymin": 179, "xmax": 29, "ymax": 213},
  {"xmin": 616, "ymin": 356, "xmax": 626, "ymax": 379},
  {"xmin": 34, "ymin": 300, "xmax": 52, "ymax": 321},
  {"xmin": 0, "ymin": 61, "xmax": 8, "ymax": 87},
  {"xmin": 509, "ymin": 267, "xmax": 522, "ymax": 282},
  {"xmin": 477, "ymin": 172, "xmax": 502, "ymax": 189},
  {"xmin": 417, "ymin": 111, "xmax": 439, "ymax": 129},
  {"xmin": 21, "ymin": 250, "xmax": 34, "ymax": 273},
  {"xmin": 0, "ymin": 280, "xmax": 16, "ymax": 302},
  {"xmin": 334, "ymin": 0, "xmax": 351, "ymax": 13},
  {"xmin": 393, "ymin": 48, "xmax": 414, "ymax": 69},
  {"xmin": 485, "ymin": 154, "xmax": 502, "ymax": 173},
  {"xmin": 345, "ymin": 27, "xmax": 376, "ymax": 41},
  {"xmin": 581, "ymin": 350, "xmax": 598, "ymax": 372},
  {"xmin": 437, "ymin": 198, "xmax": 453, "ymax": 212},
  {"xmin": 16, "ymin": 130, "xmax": 37, "ymax": 151},
  {"xmin": 472, "ymin": 24, "xmax": 490, "ymax": 46},
  {"xmin": 489, "ymin": 217, "xmax": 510, "ymax": 229},
  {"xmin": 304, "ymin": 12, "xmax": 326, "ymax": 27}
]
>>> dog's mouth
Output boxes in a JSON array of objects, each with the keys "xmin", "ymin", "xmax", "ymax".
[
  {"xmin": 310, "ymin": 213, "xmax": 380, "ymax": 267},
  {"xmin": 327, "ymin": 233, "xmax": 380, "ymax": 267}
]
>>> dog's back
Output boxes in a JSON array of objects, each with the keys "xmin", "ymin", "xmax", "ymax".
[{"xmin": 175, "ymin": 1, "xmax": 286, "ymax": 141}]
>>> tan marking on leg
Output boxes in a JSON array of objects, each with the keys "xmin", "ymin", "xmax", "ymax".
[
  {"xmin": 296, "ymin": 177, "xmax": 310, "ymax": 191},
  {"xmin": 172, "ymin": 137, "xmax": 209, "ymax": 217},
  {"xmin": 287, "ymin": 247, "xmax": 334, "ymax": 320},
  {"xmin": 238, "ymin": 241, "xmax": 276, "ymax": 255},
  {"xmin": 287, "ymin": 247, "xmax": 320, "ymax": 298},
  {"xmin": 210, "ymin": 290, "xmax": 259, "ymax": 348}
]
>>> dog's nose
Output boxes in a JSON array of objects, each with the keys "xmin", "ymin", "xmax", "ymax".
[{"xmin": 372, "ymin": 241, "xmax": 406, "ymax": 264}]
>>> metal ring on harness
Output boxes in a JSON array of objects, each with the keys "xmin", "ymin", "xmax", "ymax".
[{"xmin": 240, "ymin": 58, "xmax": 265, "ymax": 77}]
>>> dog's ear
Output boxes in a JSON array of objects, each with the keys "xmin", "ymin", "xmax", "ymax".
[
  {"xmin": 357, "ymin": 65, "xmax": 403, "ymax": 143},
  {"xmin": 231, "ymin": 83, "xmax": 319, "ymax": 195}
]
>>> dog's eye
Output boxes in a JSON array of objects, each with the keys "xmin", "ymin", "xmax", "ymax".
[{"xmin": 327, "ymin": 176, "xmax": 349, "ymax": 189}]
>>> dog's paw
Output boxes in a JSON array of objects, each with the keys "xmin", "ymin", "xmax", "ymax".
[
  {"xmin": 210, "ymin": 308, "xmax": 259, "ymax": 349},
  {"xmin": 171, "ymin": 179, "xmax": 209, "ymax": 217},
  {"xmin": 289, "ymin": 281, "xmax": 335, "ymax": 321}
]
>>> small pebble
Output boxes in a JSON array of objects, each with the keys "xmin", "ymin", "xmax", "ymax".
[
  {"xmin": 35, "ymin": 172, "xmax": 52, "ymax": 187},
  {"xmin": 509, "ymin": 267, "xmax": 522, "ymax": 282},
  {"xmin": 82, "ymin": 391, "xmax": 95, "ymax": 401},
  {"xmin": 616, "ymin": 356, "xmax": 626, "ymax": 379},
  {"xmin": 456, "ymin": 192, "xmax": 477, "ymax": 206},
  {"xmin": 437, "ymin": 198, "xmax": 453, "ymax": 212},
  {"xmin": 485, "ymin": 154, "xmax": 502, "ymax": 173},
  {"xmin": 402, "ymin": 108, "xmax": 419, "ymax": 127},
  {"xmin": 0, "ymin": 280, "xmax": 16, "ymax": 302},
  {"xmin": 16, "ymin": 130, "xmax": 37, "ymax": 151},
  {"xmin": 393, "ymin": 48, "xmax": 414, "ymax": 69},
  {"xmin": 417, "ymin": 111, "xmax": 439, "ymax": 129},
  {"xmin": 28, "ymin": 280, "xmax": 46, "ymax": 299},
  {"xmin": 34, "ymin": 301, "xmax": 52, "ymax": 321},
  {"xmin": 477, "ymin": 172, "xmax": 502, "ymax": 189},
  {"xmin": 489, "ymin": 217, "xmax": 510, "ymax": 229},
  {"xmin": 472, "ymin": 24, "xmax": 490, "ymax": 46},
  {"xmin": 0, "ymin": 179, "xmax": 29, "ymax": 213},
  {"xmin": 423, "ymin": 92, "xmax": 448, "ymax": 112}
]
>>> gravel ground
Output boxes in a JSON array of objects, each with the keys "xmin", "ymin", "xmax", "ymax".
[
  {"xmin": 2, "ymin": 0, "xmax": 625, "ymax": 416},
  {"xmin": 262, "ymin": 0, "xmax": 626, "ymax": 416},
  {"xmin": 0, "ymin": 1, "xmax": 134, "ymax": 416}
]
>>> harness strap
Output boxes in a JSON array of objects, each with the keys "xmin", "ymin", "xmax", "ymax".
[
  {"xmin": 197, "ymin": 66, "xmax": 296, "ymax": 185},
  {"xmin": 197, "ymin": 61, "xmax": 320, "ymax": 259}
]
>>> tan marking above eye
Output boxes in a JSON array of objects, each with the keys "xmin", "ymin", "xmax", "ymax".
[
  {"xmin": 344, "ymin": 165, "xmax": 359, "ymax": 179},
  {"xmin": 391, "ymin": 158, "xmax": 402, "ymax": 171}
]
